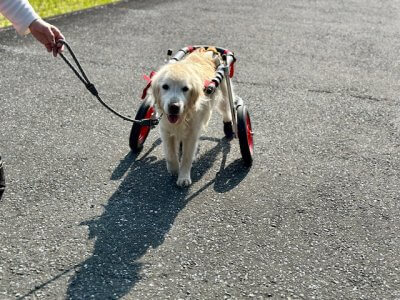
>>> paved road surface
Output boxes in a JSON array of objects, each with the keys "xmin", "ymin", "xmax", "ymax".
[{"xmin": 1, "ymin": 0, "xmax": 400, "ymax": 299}]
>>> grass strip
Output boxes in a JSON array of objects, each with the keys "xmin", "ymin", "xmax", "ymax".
[{"xmin": 0, "ymin": 0, "xmax": 119, "ymax": 28}]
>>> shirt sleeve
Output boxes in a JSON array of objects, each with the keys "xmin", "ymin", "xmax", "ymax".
[{"xmin": 0, "ymin": 0, "xmax": 40, "ymax": 35}]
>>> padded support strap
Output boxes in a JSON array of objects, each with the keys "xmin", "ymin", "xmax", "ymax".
[{"xmin": 141, "ymin": 71, "xmax": 157, "ymax": 99}]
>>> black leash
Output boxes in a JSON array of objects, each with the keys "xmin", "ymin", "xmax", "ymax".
[{"xmin": 57, "ymin": 40, "xmax": 159, "ymax": 126}]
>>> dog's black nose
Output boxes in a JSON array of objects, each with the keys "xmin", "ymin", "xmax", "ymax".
[{"xmin": 168, "ymin": 103, "xmax": 180, "ymax": 115}]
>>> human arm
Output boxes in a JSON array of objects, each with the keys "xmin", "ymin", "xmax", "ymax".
[
  {"xmin": 0, "ymin": 0, "xmax": 39, "ymax": 35},
  {"xmin": 0, "ymin": 0, "xmax": 64, "ymax": 56}
]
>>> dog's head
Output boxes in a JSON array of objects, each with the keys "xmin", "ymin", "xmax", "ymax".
[
  {"xmin": 151, "ymin": 50, "xmax": 217, "ymax": 124},
  {"xmin": 151, "ymin": 63, "xmax": 202, "ymax": 124}
]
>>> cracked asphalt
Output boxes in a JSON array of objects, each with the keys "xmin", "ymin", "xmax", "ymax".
[{"xmin": 1, "ymin": 0, "xmax": 400, "ymax": 299}]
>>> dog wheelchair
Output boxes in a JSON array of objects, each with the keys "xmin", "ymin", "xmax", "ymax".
[{"xmin": 129, "ymin": 46, "xmax": 254, "ymax": 167}]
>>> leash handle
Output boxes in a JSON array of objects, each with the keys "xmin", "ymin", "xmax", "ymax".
[
  {"xmin": 58, "ymin": 40, "xmax": 93, "ymax": 91},
  {"xmin": 57, "ymin": 40, "xmax": 159, "ymax": 126}
]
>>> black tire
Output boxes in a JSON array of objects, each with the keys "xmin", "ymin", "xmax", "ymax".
[
  {"xmin": 237, "ymin": 105, "xmax": 254, "ymax": 167},
  {"xmin": 129, "ymin": 98, "xmax": 155, "ymax": 153}
]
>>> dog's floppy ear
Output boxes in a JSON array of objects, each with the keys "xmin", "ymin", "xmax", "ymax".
[
  {"xmin": 187, "ymin": 77, "xmax": 202, "ymax": 111},
  {"xmin": 151, "ymin": 76, "xmax": 162, "ymax": 109}
]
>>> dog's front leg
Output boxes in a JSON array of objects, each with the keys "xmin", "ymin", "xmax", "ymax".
[
  {"xmin": 177, "ymin": 133, "xmax": 199, "ymax": 187},
  {"xmin": 161, "ymin": 131, "xmax": 179, "ymax": 175}
]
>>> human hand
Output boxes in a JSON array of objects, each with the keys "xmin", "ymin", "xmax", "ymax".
[{"xmin": 29, "ymin": 19, "xmax": 65, "ymax": 57}]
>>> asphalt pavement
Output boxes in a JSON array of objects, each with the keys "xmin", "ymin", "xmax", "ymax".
[{"xmin": 1, "ymin": 0, "xmax": 400, "ymax": 299}]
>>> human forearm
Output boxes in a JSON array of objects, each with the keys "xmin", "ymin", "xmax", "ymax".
[{"xmin": 0, "ymin": 0, "xmax": 39, "ymax": 35}]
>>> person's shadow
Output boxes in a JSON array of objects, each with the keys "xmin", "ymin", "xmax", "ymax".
[{"xmin": 66, "ymin": 136, "xmax": 250, "ymax": 299}]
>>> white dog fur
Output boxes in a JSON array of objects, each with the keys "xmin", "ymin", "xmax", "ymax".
[{"xmin": 150, "ymin": 48, "xmax": 233, "ymax": 187}]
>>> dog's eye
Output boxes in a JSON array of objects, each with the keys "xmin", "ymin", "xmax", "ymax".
[
  {"xmin": 182, "ymin": 86, "xmax": 189, "ymax": 92},
  {"xmin": 162, "ymin": 84, "xmax": 169, "ymax": 90}
]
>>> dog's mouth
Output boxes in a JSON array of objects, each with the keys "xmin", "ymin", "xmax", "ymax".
[{"xmin": 167, "ymin": 114, "xmax": 180, "ymax": 124}]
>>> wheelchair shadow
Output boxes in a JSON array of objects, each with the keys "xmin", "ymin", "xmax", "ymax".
[{"xmin": 66, "ymin": 136, "xmax": 249, "ymax": 299}]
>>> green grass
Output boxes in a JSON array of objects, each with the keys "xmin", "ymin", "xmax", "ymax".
[{"xmin": 0, "ymin": 0, "xmax": 119, "ymax": 28}]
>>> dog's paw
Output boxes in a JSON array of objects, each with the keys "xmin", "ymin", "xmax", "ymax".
[
  {"xmin": 223, "ymin": 121, "xmax": 234, "ymax": 139},
  {"xmin": 176, "ymin": 176, "xmax": 192, "ymax": 187}
]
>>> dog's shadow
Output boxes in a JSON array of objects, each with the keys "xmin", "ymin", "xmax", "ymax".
[{"xmin": 66, "ymin": 136, "xmax": 249, "ymax": 299}]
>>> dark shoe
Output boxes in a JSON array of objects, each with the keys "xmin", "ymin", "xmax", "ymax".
[{"xmin": 0, "ymin": 156, "xmax": 5, "ymax": 200}]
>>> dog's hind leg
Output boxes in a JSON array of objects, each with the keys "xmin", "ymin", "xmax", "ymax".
[
  {"xmin": 218, "ymin": 81, "xmax": 234, "ymax": 138},
  {"xmin": 161, "ymin": 131, "xmax": 179, "ymax": 175}
]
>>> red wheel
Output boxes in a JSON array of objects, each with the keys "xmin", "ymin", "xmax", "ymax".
[
  {"xmin": 237, "ymin": 105, "xmax": 254, "ymax": 166},
  {"xmin": 129, "ymin": 97, "xmax": 155, "ymax": 153}
]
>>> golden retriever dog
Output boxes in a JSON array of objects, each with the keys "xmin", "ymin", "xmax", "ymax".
[{"xmin": 151, "ymin": 48, "xmax": 232, "ymax": 187}]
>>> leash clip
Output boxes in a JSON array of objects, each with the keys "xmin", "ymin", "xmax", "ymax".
[{"xmin": 139, "ymin": 118, "xmax": 159, "ymax": 127}]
